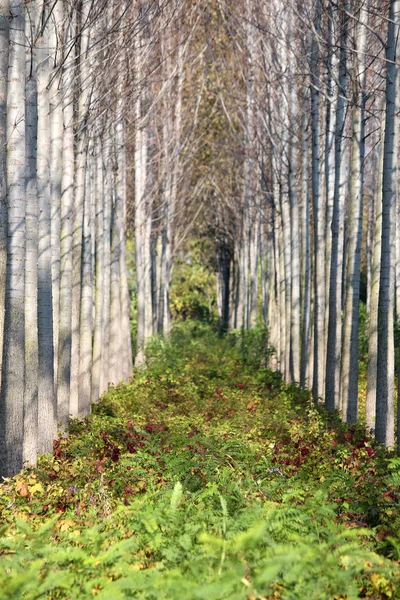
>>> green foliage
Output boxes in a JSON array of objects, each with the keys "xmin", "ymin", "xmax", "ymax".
[
  {"xmin": 358, "ymin": 302, "xmax": 369, "ymax": 365},
  {"xmin": 0, "ymin": 323, "xmax": 400, "ymax": 599},
  {"xmin": 170, "ymin": 239, "xmax": 217, "ymax": 323},
  {"xmin": 227, "ymin": 323, "xmax": 273, "ymax": 370}
]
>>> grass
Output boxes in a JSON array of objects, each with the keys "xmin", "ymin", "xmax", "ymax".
[{"xmin": 0, "ymin": 321, "xmax": 400, "ymax": 599}]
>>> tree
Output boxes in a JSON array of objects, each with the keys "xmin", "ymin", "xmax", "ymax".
[{"xmin": 376, "ymin": 0, "xmax": 399, "ymax": 448}]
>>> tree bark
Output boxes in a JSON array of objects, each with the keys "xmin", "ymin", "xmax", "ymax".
[
  {"xmin": 57, "ymin": 2, "xmax": 74, "ymax": 429},
  {"xmin": 376, "ymin": 0, "xmax": 399, "ymax": 448},
  {"xmin": 37, "ymin": 0, "xmax": 56, "ymax": 452},
  {"xmin": 0, "ymin": 0, "xmax": 25, "ymax": 476},
  {"xmin": 0, "ymin": 1, "xmax": 8, "ymax": 387},
  {"xmin": 325, "ymin": 0, "xmax": 349, "ymax": 412},
  {"xmin": 366, "ymin": 117, "xmax": 384, "ymax": 434},
  {"xmin": 311, "ymin": 0, "xmax": 325, "ymax": 400},
  {"xmin": 24, "ymin": 2, "xmax": 38, "ymax": 466}
]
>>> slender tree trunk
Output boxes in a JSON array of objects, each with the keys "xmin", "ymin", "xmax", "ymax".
[
  {"xmin": 57, "ymin": 2, "xmax": 74, "ymax": 429},
  {"xmin": 79, "ymin": 137, "xmax": 93, "ymax": 414},
  {"xmin": 340, "ymin": 1, "xmax": 368, "ymax": 423},
  {"xmin": 281, "ymin": 172, "xmax": 291, "ymax": 382},
  {"xmin": 118, "ymin": 139, "xmax": 133, "ymax": 380},
  {"xmin": 24, "ymin": 3, "xmax": 38, "ymax": 466},
  {"xmin": 325, "ymin": 0, "xmax": 348, "ymax": 411},
  {"xmin": 289, "ymin": 88, "xmax": 300, "ymax": 383},
  {"xmin": 366, "ymin": 117, "xmax": 384, "ymax": 433},
  {"xmin": 324, "ymin": 4, "xmax": 338, "ymax": 378},
  {"xmin": 311, "ymin": 0, "xmax": 325, "ymax": 400},
  {"xmin": 249, "ymin": 206, "xmax": 259, "ymax": 328},
  {"xmin": 143, "ymin": 184, "xmax": 153, "ymax": 341},
  {"xmin": 37, "ymin": 0, "xmax": 56, "ymax": 452},
  {"xmin": 0, "ymin": 1, "xmax": 8, "ymax": 386},
  {"xmin": 366, "ymin": 177, "xmax": 375, "ymax": 314},
  {"xmin": 272, "ymin": 184, "xmax": 281, "ymax": 369},
  {"xmin": 278, "ymin": 192, "xmax": 286, "ymax": 374},
  {"xmin": 49, "ymin": 1, "xmax": 64, "ymax": 393},
  {"xmin": 92, "ymin": 139, "xmax": 104, "ymax": 402},
  {"xmin": 376, "ymin": 0, "xmax": 399, "ymax": 448},
  {"xmin": 260, "ymin": 204, "xmax": 268, "ymax": 327},
  {"xmin": 71, "ymin": 2, "xmax": 89, "ymax": 414},
  {"xmin": 100, "ymin": 129, "xmax": 112, "ymax": 394},
  {"xmin": 0, "ymin": 0, "xmax": 25, "ymax": 476},
  {"xmin": 135, "ymin": 16, "xmax": 147, "ymax": 364},
  {"xmin": 109, "ymin": 147, "xmax": 123, "ymax": 384},
  {"xmin": 300, "ymin": 109, "xmax": 311, "ymax": 388}
]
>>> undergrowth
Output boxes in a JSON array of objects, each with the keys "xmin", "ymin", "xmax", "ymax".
[{"xmin": 0, "ymin": 322, "xmax": 400, "ymax": 599}]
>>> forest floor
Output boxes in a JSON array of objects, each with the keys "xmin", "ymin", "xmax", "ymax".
[{"xmin": 1, "ymin": 322, "xmax": 400, "ymax": 599}]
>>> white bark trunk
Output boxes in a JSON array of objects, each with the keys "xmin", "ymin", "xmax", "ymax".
[
  {"xmin": 300, "ymin": 108, "xmax": 311, "ymax": 388},
  {"xmin": 366, "ymin": 118, "xmax": 384, "ymax": 434},
  {"xmin": 57, "ymin": 3, "xmax": 74, "ymax": 429},
  {"xmin": 0, "ymin": 0, "xmax": 25, "ymax": 476},
  {"xmin": 376, "ymin": 0, "xmax": 399, "ymax": 448},
  {"xmin": 79, "ymin": 138, "xmax": 93, "ymax": 414},
  {"xmin": 92, "ymin": 139, "xmax": 104, "ymax": 402},
  {"xmin": 24, "ymin": 2, "xmax": 38, "ymax": 466},
  {"xmin": 0, "ymin": 1, "xmax": 8, "ymax": 387},
  {"xmin": 325, "ymin": 0, "xmax": 349, "ymax": 411},
  {"xmin": 37, "ymin": 0, "xmax": 56, "ymax": 452},
  {"xmin": 340, "ymin": 1, "xmax": 368, "ymax": 423},
  {"xmin": 71, "ymin": 2, "xmax": 89, "ymax": 414},
  {"xmin": 100, "ymin": 131, "xmax": 112, "ymax": 394},
  {"xmin": 49, "ymin": 1, "xmax": 63, "ymax": 393},
  {"xmin": 109, "ymin": 145, "xmax": 123, "ymax": 384},
  {"xmin": 289, "ymin": 87, "xmax": 300, "ymax": 383},
  {"xmin": 311, "ymin": 0, "xmax": 325, "ymax": 400}
]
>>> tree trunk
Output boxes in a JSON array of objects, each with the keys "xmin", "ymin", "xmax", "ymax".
[
  {"xmin": 100, "ymin": 130, "xmax": 112, "ymax": 394},
  {"xmin": 311, "ymin": 0, "xmax": 325, "ymax": 400},
  {"xmin": 340, "ymin": 1, "xmax": 368, "ymax": 423},
  {"xmin": 92, "ymin": 138, "xmax": 105, "ymax": 403},
  {"xmin": 24, "ymin": 2, "xmax": 38, "ymax": 466},
  {"xmin": 78, "ymin": 138, "xmax": 93, "ymax": 414},
  {"xmin": 0, "ymin": 0, "xmax": 25, "ymax": 476},
  {"xmin": 109, "ymin": 148, "xmax": 123, "ymax": 384},
  {"xmin": 325, "ymin": 0, "xmax": 349, "ymax": 411},
  {"xmin": 300, "ymin": 107, "xmax": 311, "ymax": 388},
  {"xmin": 289, "ymin": 87, "xmax": 300, "ymax": 383},
  {"xmin": 37, "ymin": 0, "xmax": 56, "ymax": 452},
  {"xmin": 71, "ymin": 2, "xmax": 89, "ymax": 414},
  {"xmin": 49, "ymin": 0, "xmax": 64, "ymax": 394},
  {"xmin": 0, "ymin": 1, "xmax": 8, "ymax": 387},
  {"xmin": 376, "ymin": 0, "xmax": 399, "ymax": 448},
  {"xmin": 57, "ymin": 3, "xmax": 74, "ymax": 429},
  {"xmin": 134, "ymin": 12, "xmax": 148, "ymax": 365},
  {"xmin": 366, "ymin": 117, "xmax": 384, "ymax": 433}
]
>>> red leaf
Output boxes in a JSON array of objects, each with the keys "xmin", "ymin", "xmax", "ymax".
[{"xmin": 111, "ymin": 447, "xmax": 120, "ymax": 463}]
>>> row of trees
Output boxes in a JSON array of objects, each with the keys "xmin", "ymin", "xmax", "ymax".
[
  {"xmin": 2, "ymin": 0, "xmax": 399, "ymax": 476},
  {"xmin": 131, "ymin": 0, "xmax": 400, "ymax": 451},
  {"xmin": 212, "ymin": 0, "xmax": 399, "ymax": 449},
  {"xmin": 0, "ymin": 0, "xmax": 135, "ymax": 477}
]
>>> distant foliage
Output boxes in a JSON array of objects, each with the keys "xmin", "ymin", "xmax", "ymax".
[
  {"xmin": 170, "ymin": 241, "xmax": 217, "ymax": 323},
  {"xmin": 228, "ymin": 323, "xmax": 272, "ymax": 370}
]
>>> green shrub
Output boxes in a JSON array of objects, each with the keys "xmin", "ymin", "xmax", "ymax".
[{"xmin": 1, "ymin": 323, "xmax": 399, "ymax": 599}]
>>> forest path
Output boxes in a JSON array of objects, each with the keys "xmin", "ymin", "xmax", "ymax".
[{"xmin": 0, "ymin": 323, "xmax": 399, "ymax": 598}]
